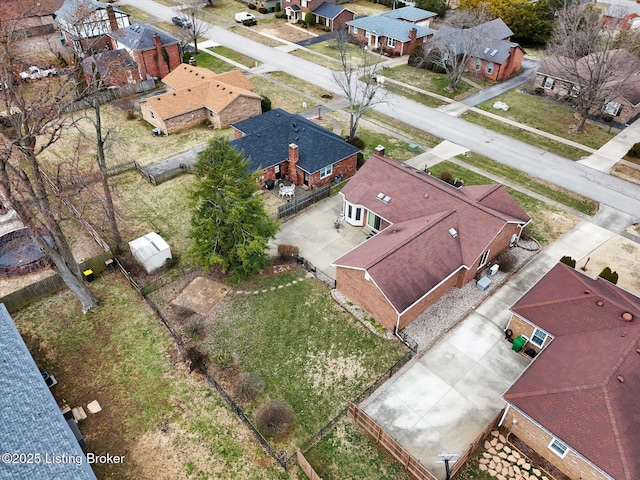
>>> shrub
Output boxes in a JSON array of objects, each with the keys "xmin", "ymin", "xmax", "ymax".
[
  {"xmin": 185, "ymin": 318, "xmax": 205, "ymax": 340},
  {"xmin": 599, "ymin": 266, "xmax": 619, "ymax": 284},
  {"xmin": 496, "ymin": 251, "xmax": 517, "ymax": 273},
  {"xmin": 275, "ymin": 2, "xmax": 281, "ymax": 11},
  {"xmin": 233, "ymin": 372, "xmax": 265, "ymax": 402},
  {"xmin": 408, "ymin": 45, "xmax": 423, "ymax": 67},
  {"xmin": 534, "ymin": 87, "xmax": 545, "ymax": 95},
  {"xmin": 304, "ymin": 12, "xmax": 314, "ymax": 25},
  {"xmin": 627, "ymin": 142, "xmax": 640, "ymax": 158},
  {"xmin": 186, "ymin": 346, "xmax": 208, "ymax": 374},
  {"xmin": 277, "ymin": 244, "xmax": 299, "ymax": 258},
  {"xmin": 125, "ymin": 109, "xmax": 136, "ymax": 120},
  {"xmin": 559, "ymin": 255, "xmax": 576, "ymax": 268},
  {"xmin": 243, "ymin": 18, "xmax": 257, "ymax": 26},
  {"xmin": 439, "ymin": 171, "xmax": 453, "ymax": 184},
  {"xmin": 258, "ymin": 7, "xmax": 268, "ymax": 13},
  {"xmin": 275, "ymin": 11, "xmax": 286, "ymax": 18},
  {"xmin": 256, "ymin": 400, "xmax": 295, "ymax": 438},
  {"xmin": 346, "ymin": 136, "xmax": 365, "ymax": 150},
  {"xmin": 248, "ymin": 3, "xmax": 257, "ymax": 8},
  {"xmin": 356, "ymin": 152, "xmax": 365, "ymax": 169},
  {"xmin": 261, "ymin": 96, "xmax": 272, "ymax": 113}
]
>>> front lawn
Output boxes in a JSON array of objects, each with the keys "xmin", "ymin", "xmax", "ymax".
[
  {"xmin": 382, "ymin": 64, "xmax": 476, "ymax": 100},
  {"xmin": 187, "ymin": 51, "xmax": 238, "ymax": 72},
  {"xmin": 207, "ymin": 46, "xmax": 260, "ymax": 68},
  {"xmin": 201, "ymin": 271, "xmax": 407, "ymax": 449},
  {"xmin": 474, "ymin": 89, "xmax": 616, "ymax": 150}
]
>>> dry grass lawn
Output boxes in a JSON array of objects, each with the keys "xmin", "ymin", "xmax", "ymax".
[{"xmin": 611, "ymin": 163, "xmax": 640, "ymax": 185}]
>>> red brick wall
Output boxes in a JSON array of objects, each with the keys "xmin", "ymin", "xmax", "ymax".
[
  {"xmin": 134, "ymin": 43, "xmax": 181, "ymax": 80},
  {"xmin": 336, "ymin": 267, "xmax": 398, "ymax": 330},
  {"xmin": 305, "ymin": 154, "xmax": 357, "ymax": 188},
  {"xmin": 502, "ymin": 408, "xmax": 610, "ymax": 480},
  {"xmin": 505, "ymin": 314, "xmax": 551, "ymax": 353},
  {"xmin": 331, "ymin": 10, "xmax": 355, "ymax": 31}
]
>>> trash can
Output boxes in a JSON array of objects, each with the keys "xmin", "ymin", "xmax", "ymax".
[
  {"xmin": 83, "ymin": 269, "xmax": 94, "ymax": 282},
  {"xmin": 512, "ymin": 335, "xmax": 527, "ymax": 353}
]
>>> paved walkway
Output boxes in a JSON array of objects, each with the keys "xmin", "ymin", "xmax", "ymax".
[
  {"xmin": 578, "ymin": 117, "xmax": 640, "ymax": 172},
  {"xmin": 362, "ymin": 221, "xmax": 616, "ymax": 480}
]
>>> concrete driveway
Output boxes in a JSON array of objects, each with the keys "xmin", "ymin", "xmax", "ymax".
[
  {"xmin": 268, "ymin": 195, "xmax": 368, "ymax": 278},
  {"xmin": 361, "ymin": 220, "xmax": 616, "ymax": 480}
]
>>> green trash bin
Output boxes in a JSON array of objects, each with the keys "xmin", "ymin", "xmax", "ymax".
[{"xmin": 512, "ymin": 335, "xmax": 527, "ymax": 353}]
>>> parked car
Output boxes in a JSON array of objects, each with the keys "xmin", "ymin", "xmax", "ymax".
[
  {"xmin": 19, "ymin": 66, "xmax": 57, "ymax": 80},
  {"xmin": 172, "ymin": 16, "xmax": 192, "ymax": 29},
  {"xmin": 235, "ymin": 12, "xmax": 256, "ymax": 22}
]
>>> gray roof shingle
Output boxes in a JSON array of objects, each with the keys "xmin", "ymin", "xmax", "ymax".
[
  {"xmin": 109, "ymin": 23, "xmax": 178, "ymax": 50},
  {"xmin": 347, "ymin": 16, "xmax": 435, "ymax": 42},
  {"xmin": 381, "ymin": 6, "xmax": 436, "ymax": 22},
  {"xmin": 312, "ymin": 2, "xmax": 347, "ymax": 19},
  {"xmin": 0, "ymin": 304, "xmax": 96, "ymax": 480}
]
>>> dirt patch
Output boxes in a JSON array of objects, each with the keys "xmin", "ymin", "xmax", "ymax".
[
  {"xmin": 171, "ymin": 277, "xmax": 230, "ymax": 317},
  {"xmin": 254, "ymin": 22, "xmax": 315, "ymax": 43},
  {"xmin": 306, "ymin": 352, "xmax": 366, "ymax": 390},
  {"xmin": 576, "ymin": 235, "xmax": 640, "ymax": 295},
  {"xmin": 611, "ymin": 163, "xmax": 640, "ymax": 185}
]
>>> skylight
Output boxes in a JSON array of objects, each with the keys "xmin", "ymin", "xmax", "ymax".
[
  {"xmin": 448, "ymin": 228, "xmax": 458, "ymax": 238},
  {"xmin": 483, "ymin": 47, "xmax": 490, "ymax": 54},
  {"xmin": 376, "ymin": 192, "xmax": 385, "ymax": 200},
  {"xmin": 490, "ymin": 49, "xmax": 498, "ymax": 56}
]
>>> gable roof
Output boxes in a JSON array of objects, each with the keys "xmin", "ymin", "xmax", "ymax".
[
  {"xmin": 81, "ymin": 48, "xmax": 138, "ymax": 86},
  {"xmin": 0, "ymin": 303, "xmax": 96, "ymax": 479},
  {"xmin": 230, "ymin": 108, "xmax": 360, "ymax": 174},
  {"xmin": 313, "ymin": 2, "xmax": 348, "ymax": 19},
  {"xmin": 347, "ymin": 16, "xmax": 435, "ymax": 42},
  {"xmin": 56, "ymin": 0, "xmax": 127, "ymax": 19},
  {"xmin": 505, "ymin": 263, "xmax": 640, "ymax": 480},
  {"xmin": 381, "ymin": 6, "xmax": 437, "ymax": 22},
  {"xmin": 333, "ymin": 154, "xmax": 530, "ymax": 313},
  {"xmin": 470, "ymin": 17, "xmax": 513, "ymax": 40},
  {"xmin": 141, "ymin": 66, "xmax": 260, "ymax": 120},
  {"xmin": 109, "ymin": 23, "xmax": 178, "ymax": 50}
]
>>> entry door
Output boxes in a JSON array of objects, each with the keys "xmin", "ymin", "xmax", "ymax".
[
  {"xmin": 303, "ymin": 172, "xmax": 309, "ymax": 186},
  {"xmin": 345, "ymin": 203, "xmax": 363, "ymax": 226},
  {"xmin": 274, "ymin": 164, "xmax": 281, "ymax": 179}
]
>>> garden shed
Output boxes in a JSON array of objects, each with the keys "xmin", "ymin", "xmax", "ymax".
[{"xmin": 128, "ymin": 232, "xmax": 171, "ymax": 273}]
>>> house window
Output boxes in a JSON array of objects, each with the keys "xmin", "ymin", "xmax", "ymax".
[
  {"xmin": 548, "ymin": 438, "xmax": 569, "ymax": 458},
  {"xmin": 479, "ymin": 250, "xmax": 490, "ymax": 267},
  {"xmin": 543, "ymin": 77, "xmax": 555, "ymax": 89},
  {"xmin": 570, "ymin": 84, "xmax": 581, "ymax": 97},
  {"xmin": 319, "ymin": 164, "xmax": 332, "ymax": 179},
  {"xmin": 150, "ymin": 111, "xmax": 155, "ymax": 118},
  {"xmin": 353, "ymin": 26, "xmax": 359, "ymax": 34},
  {"xmin": 531, "ymin": 327, "xmax": 548, "ymax": 348},
  {"xmin": 602, "ymin": 101, "xmax": 621, "ymax": 116},
  {"xmin": 486, "ymin": 62, "xmax": 494, "ymax": 74},
  {"xmin": 474, "ymin": 58, "xmax": 481, "ymax": 71},
  {"xmin": 302, "ymin": 0, "xmax": 307, "ymax": 7},
  {"xmin": 365, "ymin": 31, "xmax": 371, "ymax": 39},
  {"xmin": 386, "ymin": 37, "xmax": 397, "ymax": 48}
]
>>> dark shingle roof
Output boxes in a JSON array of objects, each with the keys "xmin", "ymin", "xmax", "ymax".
[
  {"xmin": 313, "ymin": 2, "xmax": 347, "ymax": 19},
  {"xmin": 56, "ymin": 0, "xmax": 126, "ymax": 19},
  {"xmin": 109, "ymin": 23, "xmax": 178, "ymax": 50},
  {"xmin": 230, "ymin": 109, "xmax": 360, "ymax": 174},
  {"xmin": 347, "ymin": 16, "xmax": 435, "ymax": 42},
  {"xmin": 381, "ymin": 6, "xmax": 436, "ymax": 22},
  {"xmin": 430, "ymin": 24, "xmax": 519, "ymax": 65},
  {"xmin": 470, "ymin": 18, "xmax": 513, "ymax": 40},
  {"xmin": 505, "ymin": 263, "xmax": 640, "ymax": 480},
  {"xmin": 0, "ymin": 304, "xmax": 96, "ymax": 480}
]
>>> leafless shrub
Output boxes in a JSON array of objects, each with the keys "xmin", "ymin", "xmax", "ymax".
[
  {"xmin": 255, "ymin": 400, "xmax": 295, "ymax": 438},
  {"xmin": 277, "ymin": 244, "xmax": 299, "ymax": 258},
  {"xmin": 233, "ymin": 372, "xmax": 265, "ymax": 403}
]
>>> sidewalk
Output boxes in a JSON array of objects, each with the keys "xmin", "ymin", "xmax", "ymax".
[{"xmin": 578, "ymin": 117, "xmax": 640, "ymax": 172}]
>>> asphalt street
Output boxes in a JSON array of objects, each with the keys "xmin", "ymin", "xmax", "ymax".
[{"xmin": 121, "ymin": 0, "xmax": 640, "ymax": 219}]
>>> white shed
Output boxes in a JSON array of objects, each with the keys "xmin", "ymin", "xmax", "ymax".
[{"xmin": 128, "ymin": 232, "xmax": 172, "ymax": 273}]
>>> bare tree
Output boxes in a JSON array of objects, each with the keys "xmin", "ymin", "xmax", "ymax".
[
  {"xmin": 176, "ymin": 1, "xmax": 212, "ymax": 55},
  {"xmin": 0, "ymin": 12, "xmax": 98, "ymax": 312},
  {"xmin": 332, "ymin": 31, "xmax": 385, "ymax": 142},
  {"xmin": 546, "ymin": 4, "xmax": 634, "ymax": 132}
]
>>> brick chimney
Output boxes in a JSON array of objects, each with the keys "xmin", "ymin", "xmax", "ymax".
[
  {"xmin": 288, "ymin": 143, "xmax": 299, "ymax": 184},
  {"xmin": 106, "ymin": 5, "xmax": 119, "ymax": 32},
  {"xmin": 153, "ymin": 33, "xmax": 168, "ymax": 78},
  {"xmin": 408, "ymin": 28, "xmax": 417, "ymax": 54},
  {"xmin": 375, "ymin": 144, "xmax": 385, "ymax": 156}
]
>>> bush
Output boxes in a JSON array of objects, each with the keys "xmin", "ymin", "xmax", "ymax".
[
  {"xmin": 186, "ymin": 346, "xmax": 208, "ymax": 374},
  {"xmin": 439, "ymin": 171, "xmax": 453, "ymax": 184},
  {"xmin": 559, "ymin": 255, "xmax": 576, "ymax": 268},
  {"xmin": 534, "ymin": 87, "xmax": 545, "ymax": 95},
  {"xmin": 255, "ymin": 400, "xmax": 295, "ymax": 438},
  {"xmin": 258, "ymin": 7, "xmax": 268, "ymax": 13},
  {"xmin": 233, "ymin": 372, "xmax": 265, "ymax": 402},
  {"xmin": 277, "ymin": 244, "xmax": 299, "ymax": 258},
  {"xmin": 261, "ymin": 96, "xmax": 272, "ymax": 113},
  {"xmin": 304, "ymin": 12, "xmax": 314, "ymax": 25},
  {"xmin": 125, "ymin": 109, "xmax": 136, "ymax": 120},
  {"xmin": 243, "ymin": 18, "xmax": 257, "ymax": 26},
  {"xmin": 628, "ymin": 142, "xmax": 640, "ymax": 158},
  {"xmin": 599, "ymin": 266, "xmax": 619, "ymax": 284},
  {"xmin": 182, "ymin": 51, "xmax": 194, "ymax": 64},
  {"xmin": 275, "ymin": 11, "xmax": 286, "ymax": 18},
  {"xmin": 408, "ymin": 45, "xmax": 423, "ymax": 67},
  {"xmin": 346, "ymin": 136, "xmax": 365, "ymax": 150},
  {"xmin": 248, "ymin": 3, "xmax": 257, "ymax": 8},
  {"xmin": 356, "ymin": 152, "xmax": 365, "ymax": 170},
  {"xmin": 275, "ymin": 2, "xmax": 281, "ymax": 11}
]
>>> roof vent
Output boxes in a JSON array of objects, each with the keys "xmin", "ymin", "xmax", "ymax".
[
  {"xmin": 448, "ymin": 228, "xmax": 458, "ymax": 238},
  {"xmin": 596, "ymin": 300, "xmax": 604, "ymax": 307},
  {"xmin": 622, "ymin": 312, "xmax": 633, "ymax": 322},
  {"xmin": 423, "ymin": 193, "xmax": 429, "ymax": 199},
  {"xmin": 584, "ymin": 290, "xmax": 591, "ymax": 295},
  {"xmin": 617, "ymin": 375, "xmax": 625, "ymax": 383}
]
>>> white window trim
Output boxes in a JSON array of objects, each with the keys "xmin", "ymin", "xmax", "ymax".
[
  {"xmin": 474, "ymin": 58, "xmax": 481, "ymax": 70},
  {"xmin": 548, "ymin": 438, "xmax": 569, "ymax": 458},
  {"xmin": 570, "ymin": 84, "xmax": 581, "ymax": 97},
  {"xmin": 543, "ymin": 77, "xmax": 554, "ymax": 89},
  {"xmin": 319, "ymin": 164, "xmax": 332, "ymax": 179},
  {"xmin": 602, "ymin": 101, "xmax": 621, "ymax": 116},
  {"xmin": 486, "ymin": 62, "xmax": 494, "ymax": 74},
  {"xmin": 531, "ymin": 327, "xmax": 548, "ymax": 348},
  {"xmin": 386, "ymin": 37, "xmax": 397, "ymax": 48},
  {"xmin": 479, "ymin": 249, "xmax": 490, "ymax": 267},
  {"xmin": 352, "ymin": 26, "xmax": 358, "ymax": 34}
]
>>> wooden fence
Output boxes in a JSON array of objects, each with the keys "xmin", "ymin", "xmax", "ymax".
[
  {"xmin": 276, "ymin": 183, "xmax": 331, "ymax": 220},
  {"xmin": 297, "ymin": 450, "xmax": 322, "ymax": 480},
  {"xmin": 349, "ymin": 403, "xmax": 438, "ymax": 480}
]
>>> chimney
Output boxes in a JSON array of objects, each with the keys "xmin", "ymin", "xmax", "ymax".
[
  {"xmin": 288, "ymin": 143, "xmax": 299, "ymax": 184},
  {"xmin": 408, "ymin": 28, "xmax": 417, "ymax": 53},
  {"xmin": 375, "ymin": 144, "xmax": 385, "ymax": 156},
  {"xmin": 106, "ymin": 5, "xmax": 119, "ymax": 32},
  {"xmin": 153, "ymin": 33, "xmax": 168, "ymax": 78}
]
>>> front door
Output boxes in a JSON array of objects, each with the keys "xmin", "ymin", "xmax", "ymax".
[
  {"xmin": 345, "ymin": 203, "xmax": 363, "ymax": 226},
  {"xmin": 274, "ymin": 164, "xmax": 281, "ymax": 179},
  {"xmin": 303, "ymin": 172, "xmax": 309, "ymax": 186}
]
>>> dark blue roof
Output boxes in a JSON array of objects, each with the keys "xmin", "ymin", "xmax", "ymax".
[
  {"xmin": 313, "ymin": 2, "xmax": 346, "ymax": 19},
  {"xmin": 110, "ymin": 23, "xmax": 178, "ymax": 50},
  {"xmin": 289, "ymin": 4, "xmax": 301, "ymax": 11},
  {"xmin": 0, "ymin": 304, "xmax": 96, "ymax": 480},
  {"xmin": 230, "ymin": 109, "xmax": 360, "ymax": 174}
]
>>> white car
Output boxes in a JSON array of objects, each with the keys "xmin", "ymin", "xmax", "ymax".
[{"xmin": 235, "ymin": 12, "xmax": 256, "ymax": 22}]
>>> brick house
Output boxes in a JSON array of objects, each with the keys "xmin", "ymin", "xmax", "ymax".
[
  {"xmin": 332, "ymin": 152, "xmax": 530, "ymax": 331},
  {"xmin": 140, "ymin": 65, "xmax": 261, "ymax": 135},
  {"xmin": 230, "ymin": 108, "xmax": 359, "ymax": 188},
  {"xmin": 0, "ymin": 0, "xmax": 63, "ymax": 38},
  {"xmin": 500, "ymin": 262, "xmax": 640, "ymax": 480},
  {"xmin": 108, "ymin": 24, "xmax": 181, "ymax": 80},
  {"xmin": 425, "ymin": 18, "xmax": 524, "ymax": 82},
  {"xmin": 535, "ymin": 49, "xmax": 640, "ymax": 125},
  {"xmin": 347, "ymin": 7, "xmax": 437, "ymax": 56},
  {"xmin": 284, "ymin": 0, "xmax": 355, "ymax": 31},
  {"xmin": 81, "ymin": 49, "xmax": 142, "ymax": 88},
  {"xmin": 56, "ymin": 0, "xmax": 130, "ymax": 54}
]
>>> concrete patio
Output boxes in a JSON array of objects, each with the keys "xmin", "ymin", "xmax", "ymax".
[{"xmin": 268, "ymin": 195, "xmax": 369, "ymax": 278}]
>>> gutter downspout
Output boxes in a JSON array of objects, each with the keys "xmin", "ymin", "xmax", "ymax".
[{"xmin": 498, "ymin": 404, "xmax": 510, "ymax": 427}]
